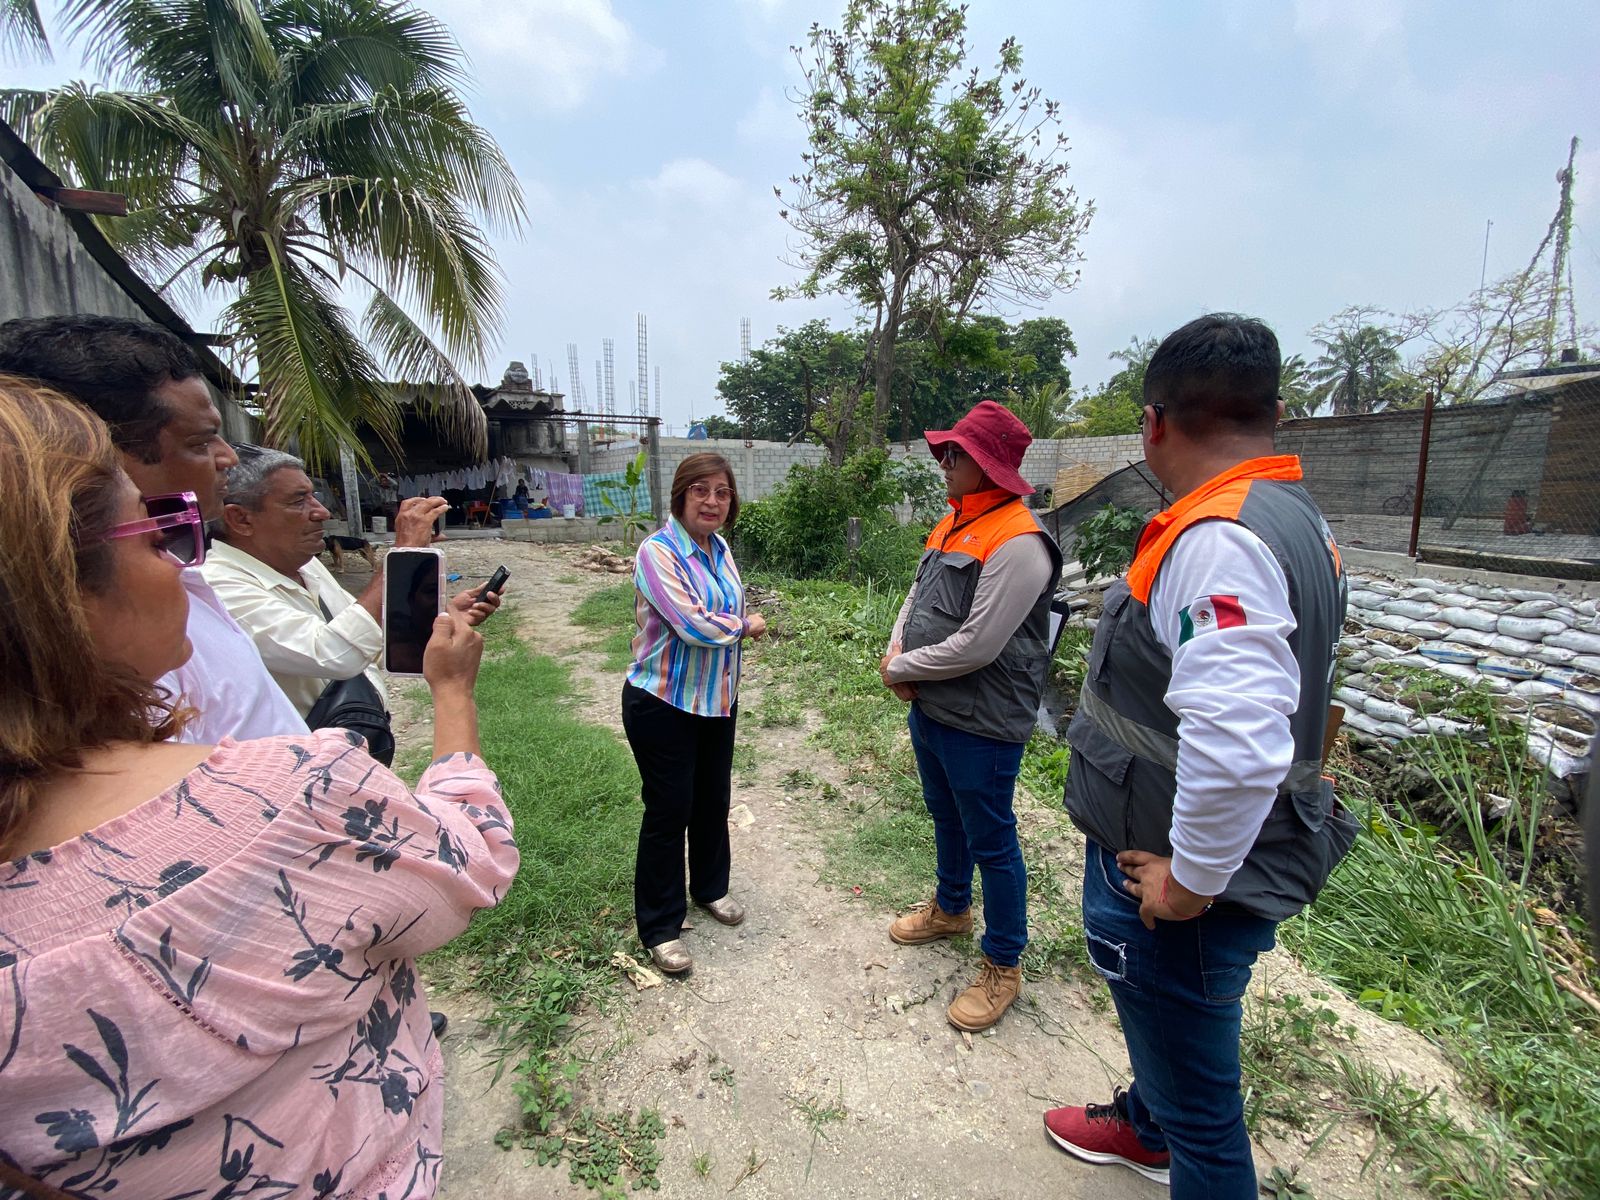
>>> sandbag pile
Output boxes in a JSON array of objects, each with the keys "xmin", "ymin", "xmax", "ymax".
[{"xmin": 1338, "ymin": 575, "xmax": 1599, "ymax": 778}]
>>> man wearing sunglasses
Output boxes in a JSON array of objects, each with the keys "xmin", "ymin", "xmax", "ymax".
[
  {"xmin": 878, "ymin": 400, "xmax": 1063, "ymax": 1035},
  {"xmin": 0, "ymin": 315, "xmax": 307, "ymax": 743},
  {"xmin": 1042, "ymin": 315, "xmax": 1349, "ymax": 1196}
]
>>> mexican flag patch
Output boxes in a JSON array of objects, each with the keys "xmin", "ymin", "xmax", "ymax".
[{"xmin": 1179, "ymin": 595, "xmax": 1246, "ymax": 644}]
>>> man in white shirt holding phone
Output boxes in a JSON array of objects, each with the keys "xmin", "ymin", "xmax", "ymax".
[
  {"xmin": 204, "ymin": 448, "xmax": 500, "ymax": 717},
  {"xmin": 0, "ymin": 315, "xmax": 308, "ymax": 743}
]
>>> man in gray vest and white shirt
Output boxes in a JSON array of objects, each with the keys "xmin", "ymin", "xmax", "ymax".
[{"xmin": 1042, "ymin": 314, "xmax": 1352, "ymax": 1197}]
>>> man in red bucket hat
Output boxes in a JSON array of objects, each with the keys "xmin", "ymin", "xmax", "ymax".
[{"xmin": 878, "ymin": 399, "xmax": 1062, "ymax": 1031}]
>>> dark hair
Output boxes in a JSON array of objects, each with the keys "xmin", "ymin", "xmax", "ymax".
[
  {"xmin": 1143, "ymin": 313, "xmax": 1281, "ymax": 437},
  {"xmin": 0, "ymin": 315, "xmax": 204, "ymax": 464},
  {"xmin": 670, "ymin": 453, "xmax": 740, "ymax": 527},
  {"xmin": 0, "ymin": 373, "xmax": 187, "ymax": 855}
]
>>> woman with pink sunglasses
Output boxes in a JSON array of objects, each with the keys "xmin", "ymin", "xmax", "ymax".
[{"xmin": 0, "ymin": 375, "xmax": 520, "ymax": 1198}]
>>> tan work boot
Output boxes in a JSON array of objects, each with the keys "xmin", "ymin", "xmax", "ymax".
[
  {"xmin": 888, "ymin": 896, "xmax": 973, "ymax": 946},
  {"xmin": 946, "ymin": 957, "xmax": 1022, "ymax": 1032}
]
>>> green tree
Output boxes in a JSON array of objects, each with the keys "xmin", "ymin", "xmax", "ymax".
[
  {"xmin": 3, "ymin": 0, "xmax": 524, "ymax": 469},
  {"xmin": 775, "ymin": 0, "xmax": 1091, "ymax": 460},
  {"xmin": 715, "ymin": 319, "xmax": 865, "ymax": 445},
  {"xmin": 1003, "ymin": 378, "xmax": 1070, "ymax": 438},
  {"xmin": 699, "ymin": 414, "xmax": 742, "ymax": 439},
  {"xmin": 1063, "ymin": 334, "xmax": 1156, "ymax": 436},
  {"xmin": 1308, "ymin": 318, "xmax": 1404, "ymax": 416},
  {"xmin": 1278, "ymin": 353, "xmax": 1317, "ymax": 418}
]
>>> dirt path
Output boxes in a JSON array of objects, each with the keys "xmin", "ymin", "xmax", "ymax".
[{"xmin": 391, "ymin": 541, "xmax": 1455, "ymax": 1200}]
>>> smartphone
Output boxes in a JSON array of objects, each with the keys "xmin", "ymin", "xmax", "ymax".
[
  {"xmin": 383, "ymin": 547, "xmax": 444, "ymax": 676},
  {"xmin": 477, "ymin": 564, "xmax": 510, "ymax": 606}
]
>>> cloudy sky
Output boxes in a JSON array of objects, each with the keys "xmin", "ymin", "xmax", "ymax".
[{"xmin": 11, "ymin": 0, "xmax": 1599, "ymax": 433}]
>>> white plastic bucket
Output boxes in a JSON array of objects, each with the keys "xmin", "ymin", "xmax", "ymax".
[
  {"xmin": 370, "ymin": 516, "xmax": 387, "ymax": 533},
  {"xmin": 562, "ymin": 503, "xmax": 576, "ymax": 519}
]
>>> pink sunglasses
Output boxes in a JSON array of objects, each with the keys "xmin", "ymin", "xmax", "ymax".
[{"xmin": 97, "ymin": 491, "xmax": 206, "ymax": 567}]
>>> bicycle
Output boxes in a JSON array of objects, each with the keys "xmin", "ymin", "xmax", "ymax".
[{"xmin": 1380, "ymin": 484, "xmax": 1458, "ymax": 520}]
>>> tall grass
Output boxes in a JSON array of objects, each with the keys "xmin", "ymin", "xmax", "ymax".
[{"xmin": 1287, "ymin": 709, "xmax": 1600, "ymax": 1198}]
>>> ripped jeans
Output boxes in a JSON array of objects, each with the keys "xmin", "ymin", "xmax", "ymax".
[{"xmin": 1081, "ymin": 840, "xmax": 1279, "ymax": 1200}]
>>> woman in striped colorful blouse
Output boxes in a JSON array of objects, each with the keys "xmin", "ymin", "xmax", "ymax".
[{"xmin": 622, "ymin": 453, "xmax": 767, "ymax": 975}]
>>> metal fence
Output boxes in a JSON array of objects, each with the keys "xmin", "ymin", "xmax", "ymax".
[{"xmin": 1046, "ymin": 368, "xmax": 1600, "ymax": 582}]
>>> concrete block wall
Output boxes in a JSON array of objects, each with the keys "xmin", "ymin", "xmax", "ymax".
[
  {"xmin": 589, "ymin": 441, "xmax": 645, "ymax": 474},
  {"xmin": 646, "ymin": 434, "xmax": 1147, "ymax": 507}
]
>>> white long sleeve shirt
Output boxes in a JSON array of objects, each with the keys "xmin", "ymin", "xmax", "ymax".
[
  {"xmin": 1146, "ymin": 520, "xmax": 1301, "ymax": 898},
  {"xmin": 202, "ymin": 540, "xmax": 387, "ymax": 718},
  {"xmin": 160, "ymin": 570, "xmax": 309, "ymax": 743}
]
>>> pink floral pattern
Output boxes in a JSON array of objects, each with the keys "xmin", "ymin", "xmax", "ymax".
[{"xmin": 0, "ymin": 731, "xmax": 519, "ymax": 1198}]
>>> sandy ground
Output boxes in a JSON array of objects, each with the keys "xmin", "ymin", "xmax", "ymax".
[{"xmin": 340, "ymin": 539, "xmax": 1466, "ymax": 1200}]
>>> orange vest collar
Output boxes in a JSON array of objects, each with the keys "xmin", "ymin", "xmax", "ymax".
[
  {"xmin": 1125, "ymin": 456, "xmax": 1303, "ymax": 603},
  {"xmin": 947, "ymin": 487, "xmax": 1019, "ymax": 521}
]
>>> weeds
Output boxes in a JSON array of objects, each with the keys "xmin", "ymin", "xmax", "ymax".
[
  {"xmin": 411, "ymin": 608, "xmax": 663, "ymax": 1192},
  {"xmin": 789, "ymin": 1087, "xmax": 848, "ymax": 1180},
  {"xmin": 1285, "ymin": 713, "xmax": 1600, "ymax": 1197}
]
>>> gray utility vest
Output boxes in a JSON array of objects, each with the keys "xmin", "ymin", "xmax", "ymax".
[
  {"xmin": 901, "ymin": 500, "xmax": 1064, "ymax": 744},
  {"xmin": 1064, "ymin": 478, "xmax": 1354, "ymax": 921}
]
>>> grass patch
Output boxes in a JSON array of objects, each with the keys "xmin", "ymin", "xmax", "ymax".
[
  {"xmin": 413, "ymin": 608, "xmax": 662, "ymax": 1193},
  {"xmin": 748, "ymin": 573, "xmax": 1085, "ymax": 957},
  {"xmin": 571, "ymin": 582, "xmax": 637, "ymax": 671},
  {"xmin": 1283, "ymin": 730, "xmax": 1600, "ymax": 1200}
]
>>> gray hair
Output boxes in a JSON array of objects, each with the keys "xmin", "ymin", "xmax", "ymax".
[{"xmin": 224, "ymin": 448, "xmax": 305, "ymax": 510}]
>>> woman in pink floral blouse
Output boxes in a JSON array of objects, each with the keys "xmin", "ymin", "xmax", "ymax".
[{"xmin": 0, "ymin": 375, "xmax": 520, "ymax": 1198}]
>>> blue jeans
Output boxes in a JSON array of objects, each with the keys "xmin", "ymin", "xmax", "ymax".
[
  {"xmin": 907, "ymin": 704, "xmax": 1028, "ymax": 967},
  {"xmin": 1082, "ymin": 840, "xmax": 1278, "ymax": 1200}
]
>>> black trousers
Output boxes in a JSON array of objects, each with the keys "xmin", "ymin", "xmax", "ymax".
[{"xmin": 621, "ymin": 682, "xmax": 738, "ymax": 948}]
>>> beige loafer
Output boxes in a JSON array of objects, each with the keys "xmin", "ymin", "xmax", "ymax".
[
  {"xmin": 648, "ymin": 938, "xmax": 693, "ymax": 975},
  {"xmin": 698, "ymin": 895, "xmax": 745, "ymax": 926}
]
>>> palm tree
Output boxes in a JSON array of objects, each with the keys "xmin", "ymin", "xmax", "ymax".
[
  {"xmin": 1003, "ymin": 378, "xmax": 1071, "ymax": 439},
  {"xmin": 1278, "ymin": 353, "xmax": 1317, "ymax": 418},
  {"xmin": 1308, "ymin": 325, "xmax": 1401, "ymax": 417},
  {"xmin": 3, "ymin": 0, "xmax": 524, "ymax": 468}
]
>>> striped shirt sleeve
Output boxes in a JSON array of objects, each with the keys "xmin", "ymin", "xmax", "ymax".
[{"xmin": 634, "ymin": 538, "xmax": 747, "ymax": 647}]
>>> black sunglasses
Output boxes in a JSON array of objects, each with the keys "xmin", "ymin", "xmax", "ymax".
[{"xmin": 1139, "ymin": 404, "xmax": 1165, "ymax": 430}]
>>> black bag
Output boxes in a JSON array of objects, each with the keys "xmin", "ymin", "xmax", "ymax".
[
  {"xmin": 306, "ymin": 597, "xmax": 396, "ymax": 766},
  {"xmin": 305, "ymin": 672, "xmax": 395, "ymax": 766}
]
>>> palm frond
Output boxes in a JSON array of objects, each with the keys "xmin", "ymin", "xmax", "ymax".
[
  {"xmin": 1, "ymin": 0, "xmax": 51, "ymax": 63},
  {"xmin": 285, "ymin": 85, "xmax": 524, "ymax": 230},
  {"xmin": 228, "ymin": 243, "xmax": 399, "ymax": 471},
  {"xmin": 363, "ymin": 286, "xmax": 486, "ymax": 459},
  {"xmin": 288, "ymin": 173, "xmax": 505, "ymax": 371},
  {"xmin": 62, "ymin": 0, "xmax": 278, "ymax": 109},
  {"xmin": 274, "ymin": 0, "xmax": 469, "ymax": 104},
  {"xmin": 4, "ymin": 83, "xmax": 202, "ymax": 204}
]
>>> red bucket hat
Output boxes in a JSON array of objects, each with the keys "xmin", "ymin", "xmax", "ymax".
[{"xmin": 924, "ymin": 399, "xmax": 1034, "ymax": 496}]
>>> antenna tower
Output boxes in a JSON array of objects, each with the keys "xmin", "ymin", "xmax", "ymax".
[
  {"xmin": 603, "ymin": 338, "xmax": 616, "ymax": 419},
  {"xmin": 636, "ymin": 313, "xmax": 650, "ymax": 418},
  {"xmin": 566, "ymin": 343, "xmax": 584, "ymax": 406},
  {"xmin": 740, "ymin": 317, "xmax": 751, "ymax": 362}
]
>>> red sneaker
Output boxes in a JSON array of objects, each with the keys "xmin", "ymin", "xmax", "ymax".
[{"xmin": 1044, "ymin": 1089, "xmax": 1171, "ymax": 1185}]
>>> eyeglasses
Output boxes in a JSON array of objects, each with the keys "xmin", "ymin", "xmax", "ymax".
[
  {"xmin": 939, "ymin": 445, "xmax": 967, "ymax": 469},
  {"xmin": 1139, "ymin": 404, "xmax": 1165, "ymax": 431},
  {"xmin": 687, "ymin": 483, "xmax": 734, "ymax": 503},
  {"xmin": 98, "ymin": 491, "xmax": 206, "ymax": 567}
]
